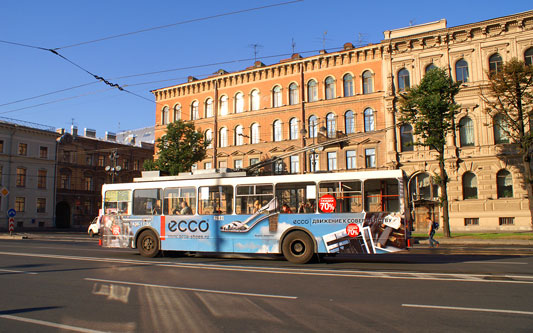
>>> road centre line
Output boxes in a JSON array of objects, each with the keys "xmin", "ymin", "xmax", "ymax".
[
  {"xmin": 0, "ymin": 314, "xmax": 106, "ymax": 333},
  {"xmin": 0, "ymin": 268, "xmax": 37, "ymax": 275},
  {"xmin": 1, "ymin": 251, "xmax": 533, "ymax": 284},
  {"xmin": 402, "ymin": 304, "xmax": 533, "ymax": 316},
  {"xmin": 85, "ymin": 277, "xmax": 297, "ymax": 299}
]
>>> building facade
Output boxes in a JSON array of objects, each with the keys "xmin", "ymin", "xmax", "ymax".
[{"xmin": 152, "ymin": 11, "xmax": 533, "ymax": 232}]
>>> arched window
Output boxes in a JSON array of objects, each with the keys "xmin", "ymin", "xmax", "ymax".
[
  {"xmin": 325, "ymin": 77, "xmax": 335, "ymax": 100},
  {"xmin": 493, "ymin": 114, "xmax": 509, "ymax": 144},
  {"xmin": 173, "ymin": 104, "xmax": 181, "ymax": 121},
  {"xmin": 191, "ymin": 101, "xmax": 199, "ymax": 120},
  {"xmin": 307, "ymin": 80, "xmax": 318, "ymax": 102},
  {"xmin": 459, "ymin": 116, "xmax": 475, "ymax": 147},
  {"xmin": 425, "ymin": 63, "xmax": 437, "ymax": 73},
  {"xmin": 289, "ymin": 83, "xmax": 299, "ymax": 105},
  {"xmin": 364, "ymin": 108, "xmax": 375, "ymax": 132},
  {"xmin": 235, "ymin": 92, "xmax": 244, "ymax": 113},
  {"xmin": 273, "ymin": 120, "xmax": 282, "ymax": 141},
  {"xmin": 489, "ymin": 53, "xmax": 503, "ymax": 75},
  {"xmin": 205, "ymin": 98, "xmax": 213, "ymax": 118},
  {"xmin": 326, "ymin": 113, "xmax": 336, "ymax": 138},
  {"xmin": 250, "ymin": 123, "xmax": 260, "ymax": 144},
  {"xmin": 289, "ymin": 118, "xmax": 299, "ymax": 140},
  {"xmin": 344, "ymin": 110, "xmax": 354, "ymax": 134},
  {"xmin": 409, "ymin": 172, "xmax": 439, "ymax": 201},
  {"xmin": 219, "ymin": 95, "xmax": 228, "ymax": 116},
  {"xmin": 400, "ymin": 124, "xmax": 414, "ymax": 151},
  {"xmin": 205, "ymin": 129, "xmax": 213, "ymax": 148},
  {"xmin": 250, "ymin": 89, "xmax": 260, "ymax": 111},
  {"xmin": 362, "ymin": 70, "xmax": 373, "ymax": 94},
  {"xmin": 343, "ymin": 74, "xmax": 354, "ymax": 97},
  {"xmin": 161, "ymin": 106, "xmax": 169, "ymax": 125},
  {"xmin": 235, "ymin": 125, "xmax": 244, "ymax": 146},
  {"xmin": 219, "ymin": 127, "xmax": 228, "ymax": 148},
  {"xmin": 525, "ymin": 47, "xmax": 533, "ymax": 66},
  {"xmin": 497, "ymin": 170, "xmax": 513, "ymax": 198},
  {"xmin": 463, "ymin": 172, "xmax": 478, "ymax": 199},
  {"xmin": 308, "ymin": 115, "xmax": 318, "ymax": 138},
  {"xmin": 273, "ymin": 86, "xmax": 282, "ymax": 107},
  {"xmin": 455, "ymin": 59, "xmax": 469, "ymax": 83},
  {"xmin": 398, "ymin": 68, "xmax": 410, "ymax": 91}
]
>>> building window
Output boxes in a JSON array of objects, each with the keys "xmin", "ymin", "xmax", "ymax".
[
  {"xmin": 489, "ymin": 53, "xmax": 503, "ymax": 75},
  {"xmin": 219, "ymin": 160, "xmax": 227, "ymax": 169},
  {"xmin": 464, "ymin": 218, "xmax": 479, "ymax": 226},
  {"xmin": 308, "ymin": 115, "xmax": 318, "ymax": 138},
  {"xmin": 344, "ymin": 110, "xmax": 354, "ymax": 134},
  {"xmin": 191, "ymin": 101, "xmax": 199, "ymax": 120},
  {"xmin": 219, "ymin": 95, "xmax": 228, "ymax": 116},
  {"xmin": 205, "ymin": 129, "xmax": 213, "ymax": 149},
  {"xmin": 493, "ymin": 114, "xmax": 509, "ymax": 144},
  {"xmin": 273, "ymin": 120, "xmax": 282, "ymax": 142},
  {"xmin": 290, "ymin": 156, "xmax": 299, "ymax": 174},
  {"xmin": 309, "ymin": 154, "xmax": 319, "ymax": 172},
  {"xmin": 16, "ymin": 168, "xmax": 26, "ymax": 187},
  {"xmin": 39, "ymin": 146, "xmax": 48, "ymax": 159},
  {"xmin": 364, "ymin": 108, "xmax": 375, "ymax": 132},
  {"xmin": 249, "ymin": 157, "xmax": 259, "ymax": 166},
  {"xmin": 499, "ymin": 217, "xmax": 514, "ymax": 225},
  {"xmin": 400, "ymin": 124, "xmax": 414, "ymax": 152},
  {"xmin": 365, "ymin": 148, "xmax": 376, "ymax": 168},
  {"xmin": 234, "ymin": 126, "xmax": 244, "ymax": 146},
  {"xmin": 274, "ymin": 160, "xmax": 284, "ymax": 174},
  {"xmin": 0, "ymin": 165, "xmax": 2, "ymax": 186},
  {"xmin": 161, "ymin": 106, "xmax": 169, "ymax": 125},
  {"xmin": 325, "ymin": 76, "xmax": 335, "ymax": 100},
  {"xmin": 250, "ymin": 89, "xmax": 260, "ymax": 111},
  {"xmin": 273, "ymin": 86, "xmax": 282, "ymax": 107},
  {"xmin": 343, "ymin": 74, "xmax": 354, "ymax": 97},
  {"xmin": 233, "ymin": 159, "xmax": 242, "ymax": 169},
  {"xmin": 289, "ymin": 118, "xmax": 299, "ymax": 140},
  {"xmin": 0, "ymin": 140, "xmax": 3, "ymax": 153},
  {"xmin": 525, "ymin": 47, "xmax": 533, "ymax": 66},
  {"xmin": 455, "ymin": 59, "xmax": 469, "ymax": 83},
  {"xmin": 86, "ymin": 154, "xmax": 93, "ymax": 166},
  {"xmin": 307, "ymin": 79, "xmax": 318, "ymax": 102},
  {"xmin": 174, "ymin": 104, "xmax": 181, "ymax": 121},
  {"xmin": 327, "ymin": 152, "xmax": 337, "ymax": 171},
  {"xmin": 38, "ymin": 170, "xmax": 47, "ymax": 189},
  {"xmin": 18, "ymin": 143, "xmax": 27, "ymax": 156},
  {"xmin": 425, "ymin": 63, "xmax": 437, "ymax": 73},
  {"xmin": 346, "ymin": 150, "xmax": 356, "ymax": 169},
  {"xmin": 398, "ymin": 68, "xmax": 410, "ymax": 91},
  {"xmin": 60, "ymin": 169, "xmax": 71, "ymax": 189},
  {"xmin": 462, "ymin": 172, "xmax": 478, "ymax": 199},
  {"xmin": 362, "ymin": 70, "xmax": 373, "ymax": 94},
  {"xmin": 326, "ymin": 113, "xmax": 336, "ymax": 138},
  {"xmin": 134, "ymin": 160, "xmax": 139, "ymax": 171},
  {"xmin": 204, "ymin": 161, "xmax": 212, "ymax": 169},
  {"xmin": 15, "ymin": 197, "xmax": 25, "ymax": 212},
  {"xmin": 251, "ymin": 123, "xmax": 260, "ymax": 144},
  {"xmin": 219, "ymin": 127, "xmax": 228, "ymax": 148},
  {"xmin": 234, "ymin": 92, "xmax": 244, "ymax": 113},
  {"xmin": 37, "ymin": 198, "xmax": 46, "ymax": 213},
  {"xmin": 459, "ymin": 116, "xmax": 475, "ymax": 147},
  {"xmin": 84, "ymin": 175, "xmax": 93, "ymax": 191},
  {"xmin": 98, "ymin": 156, "xmax": 105, "ymax": 167},
  {"xmin": 497, "ymin": 170, "xmax": 513, "ymax": 198},
  {"xmin": 289, "ymin": 83, "xmax": 299, "ymax": 105},
  {"xmin": 205, "ymin": 98, "xmax": 213, "ymax": 118}
]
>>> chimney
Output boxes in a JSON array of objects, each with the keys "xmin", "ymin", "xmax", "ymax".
[
  {"xmin": 71, "ymin": 125, "xmax": 78, "ymax": 136},
  {"xmin": 343, "ymin": 42, "xmax": 354, "ymax": 50},
  {"xmin": 84, "ymin": 128, "xmax": 96, "ymax": 138},
  {"xmin": 105, "ymin": 131, "xmax": 116, "ymax": 142},
  {"xmin": 56, "ymin": 128, "xmax": 65, "ymax": 135}
]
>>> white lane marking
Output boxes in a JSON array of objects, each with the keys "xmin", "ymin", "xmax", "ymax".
[
  {"xmin": 85, "ymin": 278, "xmax": 297, "ymax": 300},
  {"xmin": 463, "ymin": 261, "xmax": 527, "ymax": 265},
  {"xmin": 0, "ymin": 268, "xmax": 37, "ymax": 275},
  {"xmin": 0, "ymin": 314, "xmax": 107, "ymax": 332},
  {"xmin": 2, "ymin": 251, "xmax": 533, "ymax": 285},
  {"xmin": 402, "ymin": 304, "xmax": 533, "ymax": 316}
]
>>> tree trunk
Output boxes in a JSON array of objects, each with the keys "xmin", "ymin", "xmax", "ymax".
[
  {"xmin": 439, "ymin": 152, "xmax": 451, "ymax": 237},
  {"xmin": 522, "ymin": 154, "xmax": 533, "ymax": 227}
]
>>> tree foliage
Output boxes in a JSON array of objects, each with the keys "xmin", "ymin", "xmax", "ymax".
[
  {"xmin": 151, "ymin": 120, "xmax": 210, "ymax": 175},
  {"xmin": 398, "ymin": 68, "xmax": 462, "ymax": 237}
]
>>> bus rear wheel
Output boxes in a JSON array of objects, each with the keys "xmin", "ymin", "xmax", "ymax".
[
  {"xmin": 282, "ymin": 231, "xmax": 314, "ymax": 264},
  {"xmin": 137, "ymin": 230, "xmax": 160, "ymax": 258}
]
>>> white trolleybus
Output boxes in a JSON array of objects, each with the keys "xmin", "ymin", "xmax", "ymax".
[{"xmin": 100, "ymin": 169, "xmax": 410, "ymax": 264}]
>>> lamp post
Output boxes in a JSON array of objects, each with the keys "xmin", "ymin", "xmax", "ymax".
[{"xmin": 105, "ymin": 150, "xmax": 121, "ymax": 183}]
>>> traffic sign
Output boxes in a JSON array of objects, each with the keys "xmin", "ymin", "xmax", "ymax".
[
  {"xmin": 7, "ymin": 209, "xmax": 16, "ymax": 218},
  {"xmin": 0, "ymin": 187, "xmax": 8, "ymax": 197},
  {"xmin": 8, "ymin": 217, "xmax": 14, "ymax": 232}
]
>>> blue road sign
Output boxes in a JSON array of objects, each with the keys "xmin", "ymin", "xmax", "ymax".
[{"xmin": 7, "ymin": 209, "xmax": 16, "ymax": 218}]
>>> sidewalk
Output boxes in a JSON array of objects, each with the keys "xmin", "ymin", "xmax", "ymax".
[
  {"xmin": 414, "ymin": 236, "xmax": 533, "ymax": 246},
  {"xmin": 0, "ymin": 233, "xmax": 28, "ymax": 240}
]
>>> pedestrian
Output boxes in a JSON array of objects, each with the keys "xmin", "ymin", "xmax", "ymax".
[{"xmin": 427, "ymin": 213, "xmax": 440, "ymax": 248}]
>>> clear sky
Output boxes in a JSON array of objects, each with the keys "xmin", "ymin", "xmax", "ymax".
[{"xmin": 1, "ymin": 0, "xmax": 531, "ymax": 136}]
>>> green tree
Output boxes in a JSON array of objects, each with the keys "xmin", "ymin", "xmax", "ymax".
[
  {"xmin": 398, "ymin": 68, "xmax": 461, "ymax": 237},
  {"xmin": 153, "ymin": 120, "xmax": 210, "ymax": 175},
  {"xmin": 481, "ymin": 58, "xmax": 533, "ymax": 223}
]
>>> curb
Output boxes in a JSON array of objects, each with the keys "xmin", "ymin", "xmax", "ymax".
[
  {"xmin": 0, "ymin": 234, "xmax": 28, "ymax": 240},
  {"xmin": 416, "ymin": 237, "xmax": 533, "ymax": 246}
]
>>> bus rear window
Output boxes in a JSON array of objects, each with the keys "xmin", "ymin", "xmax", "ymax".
[
  {"xmin": 364, "ymin": 179, "xmax": 399, "ymax": 212},
  {"xmin": 319, "ymin": 181, "xmax": 362, "ymax": 213},
  {"xmin": 199, "ymin": 185, "xmax": 233, "ymax": 215},
  {"xmin": 104, "ymin": 190, "xmax": 131, "ymax": 215}
]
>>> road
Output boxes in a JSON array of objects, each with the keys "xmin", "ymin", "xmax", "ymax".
[{"xmin": 0, "ymin": 232, "xmax": 532, "ymax": 332}]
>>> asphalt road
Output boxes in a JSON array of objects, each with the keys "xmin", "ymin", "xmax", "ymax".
[{"xmin": 0, "ymin": 233, "xmax": 531, "ymax": 332}]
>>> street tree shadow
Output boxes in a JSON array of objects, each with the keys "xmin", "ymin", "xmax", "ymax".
[{"xmin": 0, "ymin": 306, "xmax": 62, "ymax": 315}]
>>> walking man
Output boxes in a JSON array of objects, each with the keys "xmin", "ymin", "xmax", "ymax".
[{"xmin": 427, "ymin": 213, "xmax": 440, "ymax": 248}]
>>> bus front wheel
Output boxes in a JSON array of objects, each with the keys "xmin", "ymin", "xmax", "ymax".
[
  {"xmin": 282, "ymin": 231, "xmax": 314, "ymax": 264},
  {"xmin": 137, "ymin": 230, "xmax": 160, "ymax": 258}
]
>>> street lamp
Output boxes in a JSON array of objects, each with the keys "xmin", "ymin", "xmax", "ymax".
[{"xmin": 105, "ymin": 150, "xmax": 121, "ymax": 183}]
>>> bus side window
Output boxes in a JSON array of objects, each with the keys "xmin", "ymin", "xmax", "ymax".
[
  {"xmin": 199, "ymin": 185, "xmax": 233, "ymax": 215},
  {"xmin": 275, "ymin": 182, "xmax": 316, "ymax": 214},
  {"xmin": 236, "ymin": 184, "xmax": 273, "ymax": 215},
  {"xmin": 133, "ymin": 189, "xmax": 162, "ymax": 215},
  {"xmin": 318, "ymin": 181, "xmax": 361, "ymax": 213},
  {"xmin": 164, "ymin": 187, "xmax": 196, "ymax": 215},
  {"xmin": 364, "ymin": 179, "xmax": 399, "ymax": 212}
]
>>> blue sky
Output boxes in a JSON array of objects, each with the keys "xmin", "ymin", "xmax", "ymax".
[{"xmin": 1, "ymin": 1, "xmax": 531, "ymax": 136}]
